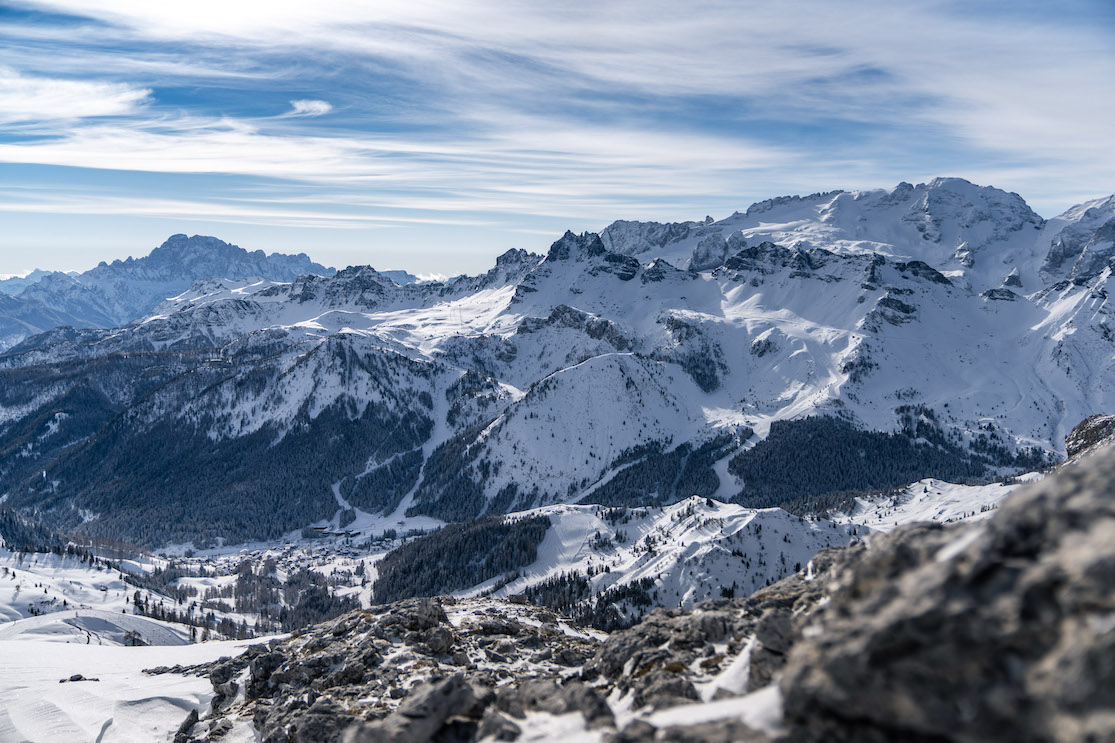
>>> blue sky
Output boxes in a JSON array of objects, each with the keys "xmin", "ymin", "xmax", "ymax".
[{"xmin": 1, "ymin": 1, "xmax": 1113, "ymax": 275}]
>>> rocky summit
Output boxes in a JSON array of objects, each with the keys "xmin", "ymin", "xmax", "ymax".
[{"xmin": 161, "ymin": 443, "xmax": 1115, "ymax": 743}]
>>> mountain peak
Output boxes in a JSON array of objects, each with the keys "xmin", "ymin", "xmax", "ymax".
[
  {"xmin": 148, "ymin": 234, "xmax": 323, "ymax": 267},
  {"xmin": 925, "ymin": 175, "xmax": 977, "ymax": 190},
  {"xmin": 546, "ymin": 231, "xmax": 606, "ymax": 262},
  {"xmin": 10, "ymin": 235, "xmax": 336, "ymax": 333},
  {"xmin": 146, "ymin": 234, "xmax": 244, "ymax": 265}
]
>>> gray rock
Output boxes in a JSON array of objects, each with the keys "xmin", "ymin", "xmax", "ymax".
[
  {"xmin": 173, "ymin": 709, "xmax": 199, "ymax": 743},
  {"xmin": 475, "ymin": 617, "xmax": 523, "ymax": 636},
  {"xmin": 495, "ymin": 679, "xmax": 614, "ymax": 729},
  {"xmin": 374, "ymin": 598, "xmax": 448, "ymax": 636},
  {"xmin": 343, "ymin": 675, "xmax": 480, "ymax": 743},
  {"xmin": 607, "ymin": 719, "xmax": 657, "ymax": 742},
  {"xmin": 632, "ymin": 673, "xmax": 698, "ymax": 711},
  {"xmin": 424, "ymin": 626, "xmax": 455, "ymax": 655},
  {"xmin": 657, "ymin": 719, "xmax": 770, "ymax": 742},
  {"xmin": 778, "ymin": 445, "xmax": 1115, "ymax": 743},
  {"xmin": 1065, "ymin": 414, "xmax": 1115, "ymax": 459},
  {"xmin": 477, "ymin": 709, "xmax": 522, "ymax": 741}
]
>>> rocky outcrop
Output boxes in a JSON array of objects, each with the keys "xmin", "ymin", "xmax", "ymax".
[
  {"xmin": 598, "ymin": 443, "xmax": 1115, "ymax": 741},
  {"xmin": 167, "ymin": 444, "xmax": 1115, "ymax": 742},
  {"xmin": 163, "ymin": 597, "xmax": 602, "ymax": 743},
  {"xmin": 1065, "ymin": 414, "xmax": 1115, "ymax": 459},
  {"xmin": 776, "ymin": 441, "xmax": 1115, "ymax": 743}
]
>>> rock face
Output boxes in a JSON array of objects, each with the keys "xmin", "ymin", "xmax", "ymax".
[
  {"xmin": 165, "ymin": 597, "xmax": 604, "ymax": 743},
  {"xmin": 1065, "ymin": 414, "xmax": 1115, "ymax": 459},
  {"xmin": 168, "ymin": 445, "xmax": 1115, "ymax": 742},
  {"xmin": 777, "ymin": 444, "xmax": 1115, "ymax": 742}
]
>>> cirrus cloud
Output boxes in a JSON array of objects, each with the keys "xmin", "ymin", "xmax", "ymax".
[
  {"xmin": 287, "ymin": 99, "xmax": 332, "ymax": 117},
  {"xmin": 0, "ymin": 1, "xmax": 1112, "ymax": 273},
  {"xmin": 0, "ymin": 66, "xmax": 150, "ymax": 124}
]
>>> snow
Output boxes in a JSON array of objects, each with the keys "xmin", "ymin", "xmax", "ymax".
[
  {"xmin": 647, "ymin": 684, "xmax": 783, "ymax": 734},
  {"xmin": 0, "ymin": 550, "xmax": 136, "ymax": 623},
  {"xmin": 0, "ymin": 609, "xmax": 190, "ymax": 645},
  {"xmin": 512, "ymin": 712, "xmax": 603, "ymax": 742},
  {"xmin": 0, "ymin": 637, "xmax": 261, "ymax": 742},
  {"xmin": 463, "ymin": 497, "xmax": 862, "ymax": 615},
  {"xmin": 836, "ymin": 476, "xmax": 1038, "ymax": 531},
  {"xmin": 0, "ymin": 548, "xmax": 274, "ymax": 651},
  {"xmin": 700, "ymin": 636, "xmax": 755, "ymax": 701}
]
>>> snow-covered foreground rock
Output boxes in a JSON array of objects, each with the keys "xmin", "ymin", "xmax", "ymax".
[{"xmin": 148, "ymin": 443, "xmax": 1115, "ymax": 743}]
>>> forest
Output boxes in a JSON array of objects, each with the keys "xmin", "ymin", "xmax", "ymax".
[{"xmin": 372, "ymin": 515, "xmax": 551, "ymax": 603}]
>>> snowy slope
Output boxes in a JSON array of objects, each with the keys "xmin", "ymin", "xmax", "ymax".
[
  {"xmin": 602, "ymin": 178, "xmax": 1048, "ymax": 292},
  {"xmin": 1039, "ymin": 195, "xmax": 1115, "ymax": 282},
  {"xmin": 0, "ymin": 269, "xmax": 56, "ymax": 296},
  {"xmin": 0, "ymin": 609, "xmax": 190, "ymax": 646},
  {"xmin": 0, "ymin": 637, "xmax": 261, "ymax": 742},
  {"xmin": 0, "ymin": 546, "xmax": 268, "ymax": 648},
  {"xmin": 423, "ymin": 353, "xmax": 711, "ymax": 515},
  {"xmin": 0, "ymin": 550, "xmax": 136, "ymax": 623},
  {"xmin": 438, "ymin": 473, "xmax": 1044, "ymax": 625},
  {"xmin": 836, "ymin": 475, "xmax": 1041, "ymax": 531},
  {"xmin": 0, "ymin": 291, "xmax": 101, "ymax": 350},
  {"xmin": 463, "ymin": 497, "xmax": 861, "ymax": 620}
]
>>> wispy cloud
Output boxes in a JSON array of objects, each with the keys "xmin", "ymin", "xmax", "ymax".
[
  {"xmin": 286, "ymin": 99, "xmax": 332, "ymax": 117},
  {"xmin": 0, "ymin": 1, "xmax": 1112, "ymax": 271},
  {"xmin": 0, "ymin": 114, "xmax": 798, "ymax": 222},
  {"xmin": 0, "ymin": 66, "xmax": 150, "ymax": 123}
]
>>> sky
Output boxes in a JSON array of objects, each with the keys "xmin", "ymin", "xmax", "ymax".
[{"xmin": 0, "ymin": 1, "xmax": 1113, "ymax": 276}]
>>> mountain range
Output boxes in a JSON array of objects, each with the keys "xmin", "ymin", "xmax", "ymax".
[
  {"xmin": 0, "ymin": 177, "xmax": 1111, "ymax": 547},
  {"xmin": 0, "ymin": 234, "xmax": 333, "ymax": 349}
]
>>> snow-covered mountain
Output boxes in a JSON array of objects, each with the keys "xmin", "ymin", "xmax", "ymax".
[
  {"xmin": 0, "ymin": 178, "xmax": 1111, "ymax": 546},
  {"xmin": 0, "ymin": 234, "xmax": 335, "ymax": 349},
  {"xmin": 0, "ymin": 291, "xmax": 101, "ymax": 349},
  {"xmin": 0, "ymin": 269, "xmax": 57, "ymax": 295},
  {"xmin": 369, "ymin": 472, "xmax": 1033, "ymax": 629}
]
